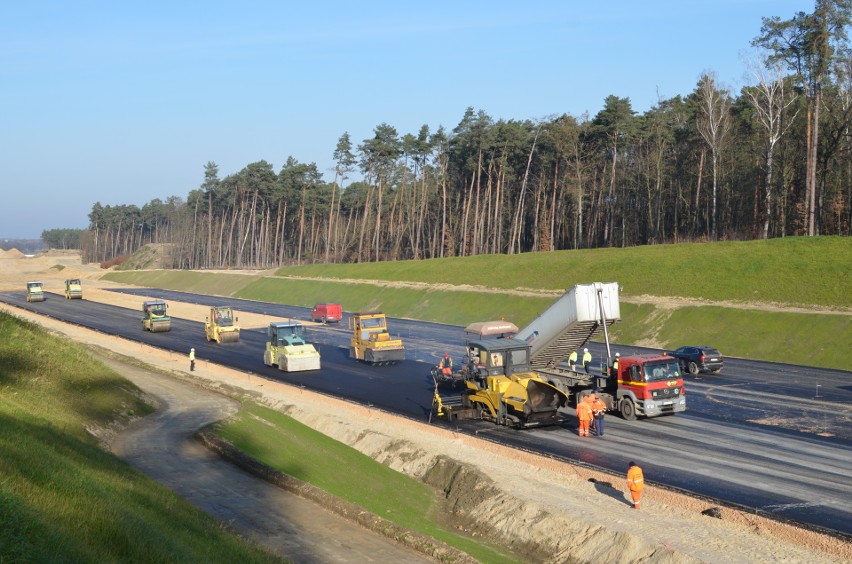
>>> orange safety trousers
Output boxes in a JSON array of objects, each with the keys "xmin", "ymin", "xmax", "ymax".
[
  {"xmin": 578, "ymin": 420, "xmax": 590, "ymax": 436},
  {"xmin": 630, "ymin": 490, "xmax": 641, "ymax": 508}
]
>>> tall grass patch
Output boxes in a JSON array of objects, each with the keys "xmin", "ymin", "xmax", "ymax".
[
  {"xmin": 217, "ymin": 402, "xmax": 517, "ymax": 563},
  {"xmin": 0, "ymin": 312, "xmax": 277, "ymax": 563}
]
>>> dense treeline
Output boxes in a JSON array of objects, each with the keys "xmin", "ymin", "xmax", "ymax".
[
  {"xmin": 82, "ymin": 2, "xmax": 852, "ymax": 267},
  {"xmin": 41, "ymin": 228, "xmax": 83, "ymax": 250}
]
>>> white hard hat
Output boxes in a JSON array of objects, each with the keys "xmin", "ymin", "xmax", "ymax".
[
  {"xmin": 615, "ymin": 352, "xmax": 620, "ymax": 357},
  {"xmin": 584, "ymin": 348, "xmax": 588, "ymax": 352},
  {"xmin": 191, "ymin": 348, "xmax": 195, "ymax": 352}
]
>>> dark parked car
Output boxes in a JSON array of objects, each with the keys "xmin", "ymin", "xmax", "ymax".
[{"xmin": 667, "ymin": 346, "xmax": 723, "ymax": 374}]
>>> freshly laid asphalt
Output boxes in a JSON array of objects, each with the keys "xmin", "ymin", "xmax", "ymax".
[{"xmin": 2, "ymin": 287, "xmax": 850, "ymax": 538}]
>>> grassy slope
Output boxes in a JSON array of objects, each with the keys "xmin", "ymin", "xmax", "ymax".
[
  {"xmin": 103, "ymin": 237, "xmax": 852, "ymax": 369},
  {"xmin": 0, "ymin": 313, "xmax": 276, "ymax": 563},
  {"xmin": 217, "ymin": 402, "xmax": 517, "ymax": 563}
]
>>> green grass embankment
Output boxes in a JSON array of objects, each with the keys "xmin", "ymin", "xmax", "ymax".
[
  {"xmin": 216, "ymin": 402, "xmax": 517, "ymax": 563},
  {"xmin": 102, "ymin": 236, "xmax": 852, "ymax": 370},
  {"xmin": 0, "ymin": 312, "xmax": 276, "ymax": 563}
]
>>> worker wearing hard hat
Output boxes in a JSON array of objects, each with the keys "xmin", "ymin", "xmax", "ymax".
[
  {"xmin": 582, "ymin": 348, "xmax": 592, "ymax": 374},
  {"xmin": 568, "ymin": 350, "xmax": 578, "ymax": 370},
  {"xmin": 189, "ymin": 348, "xmax": 196, "ymax": 372},
  {"xmin": 576, "ymin": 394, "xmax": 594, "ymax": 437},
  {"xmin": 610, "ymin": 352, "xmax": 621, "ymax": 377},
  {"xmin": 438, "ymin": 352, "xmax": 453, "ymax": 376}
]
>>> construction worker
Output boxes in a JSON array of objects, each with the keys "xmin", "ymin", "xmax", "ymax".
[
  {"xmin": 626, "ymin": 461, "xmax": 645, "ymax": 509},
  {"xmin": 590, "ymin": 392, "xmax": 607, "ymax": 436},
  {"xmin": 438, "ymin": 353, "xmax": 453, "ymax": 376},
  {"xmin": 189, "ymin": 348, "xmax": 196, "ymax": 372},
  {"xmin": 576, "ymin": 394, "xmax": 593, "ymax": 437},
  {"xmin": 568, "ymin": 350, "xmax": 578, "ymax": 370},
  {"xmin": 582, "ymin": 348, "xmax": 592, "ymax": 374},
  {"xmin": 610, "ymin": 352, "xmax": 620, "ymax": 377}
]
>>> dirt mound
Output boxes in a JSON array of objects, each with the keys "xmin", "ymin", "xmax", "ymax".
[{"xmin": 0, "ymin": 248, "xmax": 26, "ymax": 258}]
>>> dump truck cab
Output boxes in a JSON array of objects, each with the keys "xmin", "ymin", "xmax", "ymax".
[
  {"xmin": 349, "ymin": 312, "xmax": 405, "ymax": 365},
  {"xmin": 607, "ymin": 354, "xmax": 686, "ymax": 420},
  {"xmin": 263, "ymin": 321, "xmax": 321, "ymax": 372},
  {"xmin": 26, "ymin": 281, "xmax": 45, "ymax": 302},
  {"xmin": 64, "ymin": 279, "xmax": 82, "ymax": 299},
  {"xmin": 142, "ymin": 300, "xmax": 171, "ymax": 332},
  {"xmin": 459, "ymin": 338, "xmax": 568, "ymax": 428},
  {"xmin": 204, "ymin": 305, "xmax": 240, "ymax": 343}
]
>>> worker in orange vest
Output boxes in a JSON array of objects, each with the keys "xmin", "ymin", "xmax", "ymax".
[
  {"xmin": 590, "ymin": 392, "xmax": 607, "ymax": 436},
  {"xmin": 626, "ymin": 461, "xmax": 645, "ymax": 509},
  {"xmin": 576, "ymin": 394, "xmax": 594, "ymax": 437}
]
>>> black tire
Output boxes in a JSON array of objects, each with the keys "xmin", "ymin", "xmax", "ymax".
[
  {"xmin": 620, "ymin": 398, "xmax": 637, "ymax": 421},
  {"xmin": 688, "ymin": 361, "xmax": 699, "ymax": 375}
]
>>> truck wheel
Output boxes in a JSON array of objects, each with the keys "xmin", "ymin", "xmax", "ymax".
[
  {"xmin": 620, "ymin": 398, "xmax": 637, "ymax": 421},
  {"xmin": 688, "ymin": 361, "xmax": 699, "ymax": 375}
]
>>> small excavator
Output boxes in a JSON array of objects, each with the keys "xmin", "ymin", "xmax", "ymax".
[
  {"xmin": 263, "ymin": 321, "xmax": 321, "ymax": 372},
  {"xmin": 204, "ymin": 305, "xmax": 240, "ymax": 343}
]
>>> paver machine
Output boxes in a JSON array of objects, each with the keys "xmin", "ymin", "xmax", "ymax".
[
  {"xmin": 64, "ymin": 278, "xmax": 83, "ymax": 299},
  {"xmin": 263, "ymin": 321, "xmax": 321, "ymax": 372},
  {"xmin": 141, "ymin": 299, "xmax": 171, "ymax": 332},
  {"xmin": 26, "ymin": 281, "xmax": 45, "ymax": 302},
  {"xmin": 349, "ymin": 312, "xmax": 405, "ymax": 365},
  {"xmin": 204, "ymin": 305, "xmax": 240, "ymax": 343}
]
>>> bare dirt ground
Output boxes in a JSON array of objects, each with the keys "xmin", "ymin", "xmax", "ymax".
[{"xmin": 1, "ymin": 249, "xmax": 850, "ymax": 563}]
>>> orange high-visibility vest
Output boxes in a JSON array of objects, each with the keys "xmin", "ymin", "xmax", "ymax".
[{"xmin": 627, "ymin": 466, "xmax": 645, "ymax": 492}]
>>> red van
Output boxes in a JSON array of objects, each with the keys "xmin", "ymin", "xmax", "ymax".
[{"xmin": 311, "ymin": 303, "xmax": 342, "ymax": 324}]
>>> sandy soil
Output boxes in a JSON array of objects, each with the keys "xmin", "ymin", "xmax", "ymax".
[{"xmin": 1, "ymin": 249, "xmax": 849, "ymax": 563}]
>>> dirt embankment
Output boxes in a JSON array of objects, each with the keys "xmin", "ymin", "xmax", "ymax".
[{"xmin": 1, "ymin": 250, "xmax": 849, "ymax": 563}]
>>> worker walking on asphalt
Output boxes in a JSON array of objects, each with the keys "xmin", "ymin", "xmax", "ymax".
[
  {"xmin": 576, "ymin": 394, "xmax": 593, "ymax": 437},
  {"xmin": 590, "ymin": 392, "xmax": 607, "ymax": 437},
  {"xmin": 189, "ymin": 348, "xmax": 196, "ymax": 372},
  {"xmin": 582, "ymin": 348, "xmax": 592, "ymax": 373},
  {"xmin": 568, "ymin": 350, "xmax": 578, "ymax": 370},
  {"xmin": 626, "ymin": 461, "xmax": 645, "ymax": 509}
]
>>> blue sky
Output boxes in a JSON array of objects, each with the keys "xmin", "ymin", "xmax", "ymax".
[{"xmin": 1, "ymin": 1, "xmax": 813, "ymax": 239}]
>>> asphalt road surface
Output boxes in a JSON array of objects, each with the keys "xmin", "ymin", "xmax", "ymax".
[{"xmin": 3, "ymin": 288, "xmax": 850, "ymax": 538}]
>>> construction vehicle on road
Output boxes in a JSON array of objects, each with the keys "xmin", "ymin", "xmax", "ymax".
[
  {"xmin": 26, "ymin": 281, "xmax": 45, "ymax": 302},
  {"xmin": 64, "ymin": 279, "xmax": 83, "ymax": 299},
  {"xmin": 435, "ymin": 282, "xmax": 686, "ymax": 425},
  {"xmin": 263, "ymin": 321, "xmax": 321, "ymax": 372},
  {"xmin": 349, "ymin": 312, "xmax": 405, "ymax": 365},
  {"xmin": 142, "ymin": 300, "xmax": 171, "ymax": 333},
  {"xmin": 204, "ymin": 305, "xmax": 240, "ymax": 343}
]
